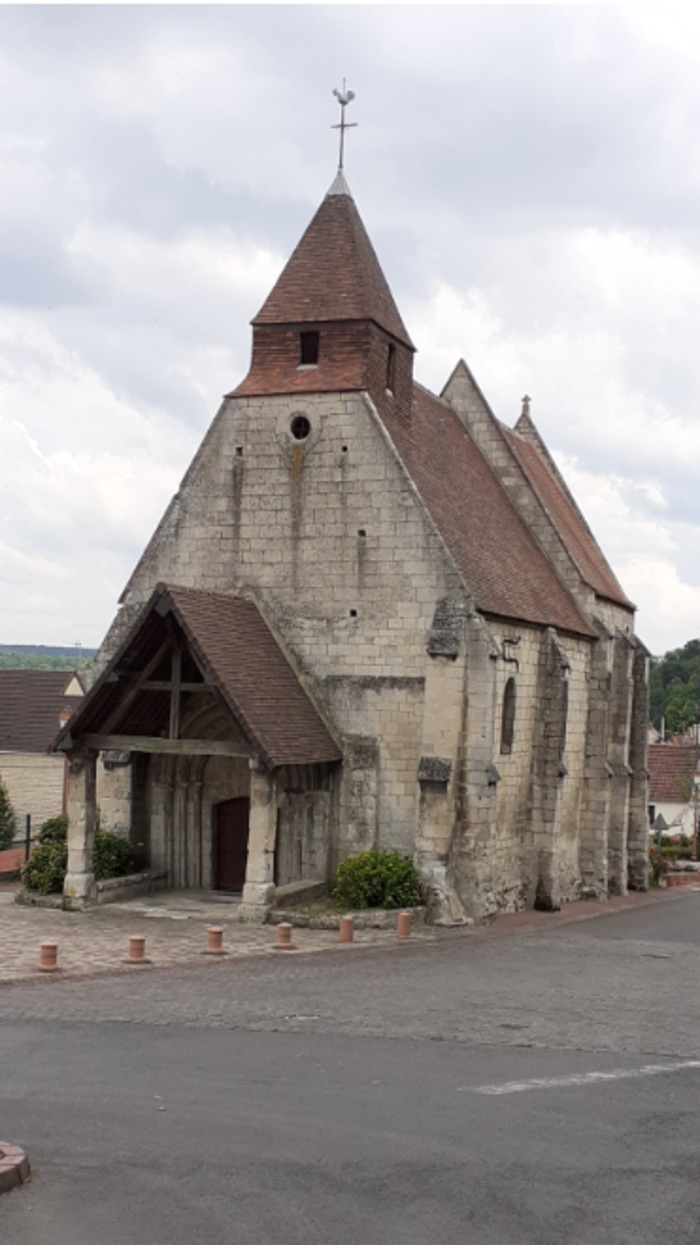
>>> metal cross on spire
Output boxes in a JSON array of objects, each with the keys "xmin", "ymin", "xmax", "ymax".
[{"xmin": 332, "ymin": 81, "xmax": 357, "ymax": 172}]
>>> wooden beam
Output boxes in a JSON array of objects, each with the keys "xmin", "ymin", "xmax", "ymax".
[
  {"xmin": 169, "ymin": 645, "xmax": 182, "ymax": 740},
  {"xmin": 99, "ymin": 638, "xmax": 172, "ymax": 735},
  {"xmin": 140, "ymin": 681, "xmax": 210, "ymax": 693},
  {"xmin": 83, "ymin": 734, "xmax": 251, "ymax": 757}
]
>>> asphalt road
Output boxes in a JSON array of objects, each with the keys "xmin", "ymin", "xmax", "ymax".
[{"xmin": 2, "ymin": 894, "xmax": 700, "ymax": 1245}]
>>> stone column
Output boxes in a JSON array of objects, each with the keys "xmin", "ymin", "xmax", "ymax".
[
  {"xmin": 579, "ymin": 621, "xmax": 613, "ymax": 897},
  {"xmin": 63, "ymin": 751, "xmax": 98, "ymax": 911},
  {"xmin": 607, "ymin": 632, "xmax": 634, "ymax": 895},
  {"xmin": 627, "ymin": 642, "xmax": 650, "ymax": 891},
  {"xmin": 239, "ymin": 761, "xmax": 277, "ymax": 921},
  {"xmin": 526, "ymin": 629, "xmax": 570, "ymax": 912},
  {"xmin": 450, "ymin": 613, "xmax": 500, "ymax": 923}
]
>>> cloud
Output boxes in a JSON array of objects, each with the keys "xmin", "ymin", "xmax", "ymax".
[{"xmin": 0, "ymin": 5, "xmax": 699, "ymax": 657}]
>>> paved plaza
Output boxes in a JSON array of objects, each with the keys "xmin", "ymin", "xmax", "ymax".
[
  {"xmin": 0, "ymin": 886, "xmax": 441, "ymax": 984},
  {"xmin": 0, "ymin": 883, "xmax": 682, "ymax": 988}
]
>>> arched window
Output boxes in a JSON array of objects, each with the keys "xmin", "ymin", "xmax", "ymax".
[{"xmin": 501, "ymin": 677, "xmax": 516, "ymax": 755}]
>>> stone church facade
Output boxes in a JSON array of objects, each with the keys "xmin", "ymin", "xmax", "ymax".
[{"xmin": 57, "ymin": 168, "xmax": 649, "ymax": 922}]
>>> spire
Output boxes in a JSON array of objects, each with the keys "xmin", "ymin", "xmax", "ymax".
[
  {"xmin": 326, "ymin": 168, "xmax": 353, "ymax": 198},
  {"xmin": 515, "ymin": 393, "xmax": 535, "ymax": 433},
  {"xmin": 252, "ymin": 187, "xmax": 414, "ymax": 348}
]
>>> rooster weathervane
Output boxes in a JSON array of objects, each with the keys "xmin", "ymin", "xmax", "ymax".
[{"xmin": 332, "ymin": 81, "xmax": 357, "ymax": 172}]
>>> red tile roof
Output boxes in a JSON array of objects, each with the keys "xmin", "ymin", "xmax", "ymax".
[
  {"xmin": 61, "ymin": 587, "xmax": 341, "ymax": 769},
  {"xmin": 0, "ymin": 670, "xmax": 83, "ymax": 754},
  {"xmin": 381, "ymin": 386, "xmax": 594, "ymax": 637},
  {"xmin": 503, "ymin": 427, "xmax": 634, "ymax": 609},
  {"xmin": 253, "ymin": 188, "xmax": 414, "ymax": 348},
  {"xmin": 648, "ymin": 743, "xmax": 699, "ymax": 803},
  {"xmin": 166, "ymin": 587, "xmax": 340, "ymax": 766}
]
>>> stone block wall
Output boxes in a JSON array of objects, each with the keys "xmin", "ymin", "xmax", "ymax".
[
  {"xmin": 102, "ymin": 389, "xmax": 465, "ymax": 866},
  {"xmin": 0, "ymin": 753, "xmax": 65, "ymax": 834}
]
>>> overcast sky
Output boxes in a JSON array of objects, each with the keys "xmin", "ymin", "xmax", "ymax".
[{"xmin": 1, "ymin": 4, "xmax": 699, "ymax": 656}]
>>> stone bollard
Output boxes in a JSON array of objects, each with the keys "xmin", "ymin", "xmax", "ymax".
[
  {"xmin": 204, "ymin": 926, "xmax": 226, "ymax": 957},
  {"xmin": 125, "ymin": 934, "xmax": 149, "ymax": 965},
  {"xmin": 396, "ymin": 910, "xmax": 411, "ymax": 940},
  {"xmin": 274, "ymin": 922, "xmax": 295, "ymax": 951},
  {"xmin": 39, "ymin": 941, "xmax": 59, "ymax": 973},
  {"xmin": 339, "ymin": 915, "xmax": 354, "ymax": 944}
]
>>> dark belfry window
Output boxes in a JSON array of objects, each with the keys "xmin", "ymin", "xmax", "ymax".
[
  {"xmin": 501, "ymin": 677, "xmax": 516, "ymax": 755},
  {"xmin": 299, "ymin": 330, "xmax": 320, "ymax": 366},
  {"xmin": 386, "ymin": 343, "xmax": 396, "ymax": 393}
]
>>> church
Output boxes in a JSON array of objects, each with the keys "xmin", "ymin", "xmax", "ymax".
[{"xmin": 56, "ymin": 125, "xmax": 649, "ymax": 922}]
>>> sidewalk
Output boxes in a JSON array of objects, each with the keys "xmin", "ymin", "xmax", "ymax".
[
  {"xmin": 0, "ymin": 883, "xmax": 684, "ymax": 987},
  {"xmin": 0, "ymin": 886, "xmax": 438, "ymax": 985}
]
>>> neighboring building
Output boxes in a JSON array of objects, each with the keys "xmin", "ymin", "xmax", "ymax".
[
  {"xmin": 56, "ymin": 162, "xmax": 649, "ymax": 922},
  {"xmin": 648, "ymin": 742, "xmax": 699, "ymax": 839},
  {"xmin": 0, "ymin": 670, "xmax": 84, "ymax": 833}
]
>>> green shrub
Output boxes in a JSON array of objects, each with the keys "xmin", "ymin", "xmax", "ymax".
[
  {"xmin": 659, "ymin": 844, "xmax": 693, "ymax": 862},
  {"xmin": 38, "ymin": 815, "xmax": 68, "ymax": 845},
  {"xmin": 21, "ymin": 829, "xmax": 137, "ymax": 893},
  {"xmin": 94, "ymin": 831, "xmax": 137, "ymax": 881},
  {"xmin": 21, "ymin": 841, "xmax": 68, "ymax": 894},
  {"xmin": 333, "ymin": 849, "xmax": 422, "ymax": 910},
  {"xmin": 0, "ymin": 780, "xmax": 16, "ymax": 851}
]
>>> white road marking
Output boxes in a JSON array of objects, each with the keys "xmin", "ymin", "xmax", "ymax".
[{"xmin": 460, "ymin": 1060, "xmax": 700, "ymax": 1095}]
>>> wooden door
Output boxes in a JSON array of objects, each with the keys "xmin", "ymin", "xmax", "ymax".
[{"xmin": 214, "ymin": 798, "xmax": 250, "ymax": 893}]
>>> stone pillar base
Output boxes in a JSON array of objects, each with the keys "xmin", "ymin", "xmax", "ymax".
[
  {"xmin": 237, "ymin": 903, "xmax": 273, "ymax": 925},
  {"xmin": 534, "ymin": 850, "xmax": 561, "ymax": 912},
  {"xmin": 628, "ymin": 855, "xmax": 649, "ymax": 892},
  {"xmin": 63, "ymin": 871, "xmax": 96, "ymax": 911}
]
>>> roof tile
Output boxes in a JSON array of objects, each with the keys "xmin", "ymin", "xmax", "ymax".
[
  {"xmin": 504, "ymin": 427, "xmax": 634, "ymax": 609},
  {"xmin": 648, "ymin": 743, "xmax": 699, "ymax": 803},
  {"xmin": 0, "ymin": 670, "xmax": 83, "ymax": 754},
  {"xmin": 381, "ymin": 385, "xmax": 594, "ymax": 637},
  {"xmin": 253, "ymin": 189, "xmax": 414, "ymax": 348}
]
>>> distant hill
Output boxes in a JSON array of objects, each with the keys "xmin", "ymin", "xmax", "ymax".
[{"xmin": 0, "ymin": 645, "xmax": 97, "ymax": 672}]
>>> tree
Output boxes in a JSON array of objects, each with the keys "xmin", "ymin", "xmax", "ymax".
[
  {"xmin": 649, "ymin": 639, "xmax": 700, "ymax": 733},
  {"xmin": 0, "ymin": 780, "xmax": 17, "ymax": 851}
]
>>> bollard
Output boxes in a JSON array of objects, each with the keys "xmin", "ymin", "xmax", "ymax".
[
  {"xmin": 203, "ymin": 926, "xmax": 227, "ymax": 957},
  {"xmin": 274, "ymin": 922, "xmax": 295, "ymax": 951},
  {"xmin": 339, "ymin": 915, "xmax": 354, "ymax": 944},
  {"xmin": 125, "ymin": 934, "xmax": 150, "ymax": 965},
  {"xmin": 39, "ymin": 941, "xmax": 59, "ymax": 973},
  {"xmin": 396, "ymin": 910, "xmax": 411, "ymax": 940}
]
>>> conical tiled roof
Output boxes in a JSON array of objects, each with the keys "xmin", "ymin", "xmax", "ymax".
[{"xmin": 252, "ymin": 181, "xmax": 414, "ymax": 349}]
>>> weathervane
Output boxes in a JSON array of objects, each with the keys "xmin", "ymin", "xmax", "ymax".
[{"xmin": 332, "ymin": 80, "xmax": 357, "ymax": 172}]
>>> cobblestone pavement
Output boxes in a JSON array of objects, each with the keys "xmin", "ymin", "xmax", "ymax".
[
  {"xmin": 2, "ymin": 886, "xmax": 698, "ymax": 1063},
  {"xmin": 0, "ymin": 887, "xmax": 443, "ymax": 984}
]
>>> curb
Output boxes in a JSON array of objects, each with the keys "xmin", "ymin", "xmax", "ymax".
[{"xmin": 0, "ymin": 1142, "xmax": 30, "ymax": 1195}]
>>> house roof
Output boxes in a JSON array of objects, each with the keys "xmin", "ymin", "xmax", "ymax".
[
  {"xmin": 0, "ymin": 670, "xmax": 83, "ymax": 755},
  {"xmin": 648, "ymin": 743, "xmax": 698, "ymax": 803},
  {"xmin": 503, "ymin": 425, "xmax": 634, "ymax": 610},
  {"xmin": 252, "ymin": 180, "xmax": 414, "ymax": 349},
  {"xmin": 380, "ymin": 384, "xmax": 594, "ymax": 637},
  {"xmin": 60, "ymin": 586, "xmax": 341, "ymax": 769}
]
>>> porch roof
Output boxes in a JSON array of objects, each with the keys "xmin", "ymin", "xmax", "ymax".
[{"xmin": 56, "ymin": 584, "xmax": 341, "ymax": 769}]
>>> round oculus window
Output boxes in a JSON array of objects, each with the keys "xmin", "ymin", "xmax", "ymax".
[{"xmin": 290, "ymin": 414, "xmax": 311, "ymax": 441}]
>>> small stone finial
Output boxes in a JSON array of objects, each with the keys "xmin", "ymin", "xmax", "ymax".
[
  {"xmin": 521, "ymin": 394, "xmax": 531, "ymax": 420},
  {"xmin": 332, "ymin": 80, "xmax": 357, "ymax": 172}
]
